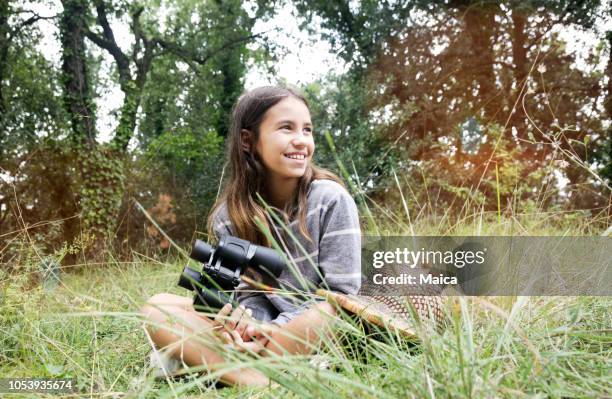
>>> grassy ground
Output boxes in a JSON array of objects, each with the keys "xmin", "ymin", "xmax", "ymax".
[{"xmin": 1, "ymin": 215, "xmax": 611, "ymax": 398}]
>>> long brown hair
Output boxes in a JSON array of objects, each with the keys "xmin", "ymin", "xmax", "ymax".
[{"xmin": 207, "ymin": 86, "xmax": 343, "ymax": 246}]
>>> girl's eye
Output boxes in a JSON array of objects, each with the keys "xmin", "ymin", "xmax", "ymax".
[{"xmin": 280, "ymin": 125, "xmax": 312, "ymax": 134}]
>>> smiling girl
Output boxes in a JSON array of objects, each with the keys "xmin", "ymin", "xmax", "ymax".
[{"xmin": 140, "ymin": 86, "xmax": 361, "ymax": 387}]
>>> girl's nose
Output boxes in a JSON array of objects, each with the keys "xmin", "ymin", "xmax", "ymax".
[{"xmin": 291, "ymin": 131, "xmax": 308, "ymax": 146}]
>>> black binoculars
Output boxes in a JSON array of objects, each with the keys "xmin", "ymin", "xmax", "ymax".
[{"xmin": 178, "ymin": 235, "xmax": 285, "ymax": 311}]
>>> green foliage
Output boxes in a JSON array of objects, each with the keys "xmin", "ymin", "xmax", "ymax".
[
  {"xmin": 2, "ymin": 0, "xmax": 279, "ymax": 257},
  {"xmin": 146, "ymin": 129, "xmax": 223, "ymax": 175},
  {"xmin": 77, "ymin": 146, "xmax": 126, "ymax": 244},
  {"xmin": 293, "ymin": 0, "xmax": 611, "ymax": 216},
  {"xmin": 1, "ymin": 240, "xmax": 610, "ymax": 397},
  {"xmin": 293, "ymin": 0, "xmax": 417, "ymax": 70},
  {"xmin": 0, "ymin": 6, "xmax": 67, "ymax": 160},
  {"xmin": 112, "ymin": 128, "xmax": 225, "ymax": 252},
  {"xmin": 2, "ymin": 0, "xmax": 611, "ymax": 259},
  {"xmin": 137, "ymin": 0, "xmax": 269, "ymax": 140},
  {"xmin": 304, "ymin": 74, "xmax": 402, "ymax": 191}
]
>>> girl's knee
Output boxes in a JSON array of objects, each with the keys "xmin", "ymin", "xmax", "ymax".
[
  {"xmin": 140, "ymin": 294, "xmax": 168, "ymax": 320},
  {"xmin": 140, "ymin": 303, "xmax": 165, "ymax": 328},
  {"xmin": 145, "ymin": 292, "xmax": 176, "ymax": 307},
  {"xmin": 140, "ymin": 293, "xmax": 190, "ymax": 317},
  {"xmin": 140, "ymin": 293, "xmax": 178, "ymax": 323}
]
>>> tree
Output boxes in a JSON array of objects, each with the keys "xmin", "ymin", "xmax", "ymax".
[
  {"xmin": 0, "ymin": 0, "xmax": 62, "ymax": 159},
  {"xmin": 126, "ymin": 0, "xmax": 278, "ymax": 247},
  {"xmin": 597, "ymin": 1, "xmax": 612, "ymax": 184},
  {"xmin": 0, "ymin": 1, "xmax": 71, "ymax": 244},
  {"xmin": 55, "ymin": 0, "xmax": 279, "ymax": 251},
  {"xmin": 2, "ymin": 0, "xmax": 281, "ymax": 260},
  {"xmin": 294, "ymin": 0, "xmax": 610, "ymax": 214}
]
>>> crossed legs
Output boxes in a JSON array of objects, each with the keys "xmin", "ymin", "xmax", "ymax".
[{"xmin": 140, "ymin": 293, "xmax": 336, "ymax": 387}]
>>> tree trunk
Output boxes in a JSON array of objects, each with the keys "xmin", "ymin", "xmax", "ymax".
[
  {"xmin": 112, "ymin": 83, "xmax": 142, "ymax": 151},
  {"xmin": 511, "ymin": 8, "xmax": 528, "ymax": 139},
  {"xmin": 59, "ymin": 0, "xmax": 99, "ymax": 256},
  {"xmin": 60, "ymin": 0, "xmax": 122, "ymax": 256},
  {"xmin": 605, "ymin": 30, "xmax": 612, "ymax": 119},
  {"xmin": 216, "ymin": 51, "xmax": 243, "ymax": 138},
  {"xmin": 603, "ymin": 28, "xmax": 612, "ymax": 183},
  {"xmin": 0, "ymin": 0, "xmax": 8, "ymax": 120},
  {"xmin": 463, "ymin": 3, "xmax": 500, "ymax": 124},
  {"xmin": 213, "ymin": 0, "xmax": 247, "ymax": 138},
  {"xmin": 59, "ymin": 0, "xmax": 96, "ymax": 146}
]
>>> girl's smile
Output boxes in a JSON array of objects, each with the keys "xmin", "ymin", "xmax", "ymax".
[{"xmin": 284, "ymin": 152, "xmax": 307, "ymax": 161}]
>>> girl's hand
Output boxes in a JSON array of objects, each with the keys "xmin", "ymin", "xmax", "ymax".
[
  {"xmin": 245, "ymin": 323, "xmax": 277, "ymax": 347},
  {"xmin": 225, "ymin": 323, "xmax": 278, "ymax": 354},
  {"xmin": 225, "ymin": 330, "xmax": 267, "ymax": 354},
  {"xmin": 213, "ymin": 303, "xmax": 256, "ymax": 341},
  {"xmin": 228, "ymin": 304, "xmax": 256, "ymax": 341},
  {"xmin": 212, "ymin": 303, "xmax": 234, "ymax": 343}
]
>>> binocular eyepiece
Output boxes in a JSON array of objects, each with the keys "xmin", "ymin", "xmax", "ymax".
[{"xmin": 178, "ymin": 235, "xmax": 285, "ymax": 311}]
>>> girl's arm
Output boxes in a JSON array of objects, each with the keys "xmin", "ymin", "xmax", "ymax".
[
  {"xmin": 316, "ymin": 189, "xmax": 362, "ymax": 295},
  {"xmin": 271, "ymin": 188, "xmax": 362, "ymax": 326}
]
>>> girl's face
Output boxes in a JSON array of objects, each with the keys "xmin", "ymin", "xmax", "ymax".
[{"xmin": 252, "ymin": 97, "xmax": 315, "ymax": 180}]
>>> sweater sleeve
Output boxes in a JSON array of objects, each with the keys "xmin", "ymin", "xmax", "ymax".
[
  {"xmin": 269, "ymin": 296, "xmax": 320, "ymax": 326},
  {"xmin": 317, "ymin": 190, "xmax": 362, "ymax": 295},
  {"xmin": 270, "ymin": 189, "xmax": 362, "ymax": 326}
]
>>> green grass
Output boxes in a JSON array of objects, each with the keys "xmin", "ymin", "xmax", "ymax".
[{"xmin": 1, "ymin": 211, "xmax": 611, "ymax": 398}]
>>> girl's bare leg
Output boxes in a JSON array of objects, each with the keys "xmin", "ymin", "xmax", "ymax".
[
  {"xmin": 140, "ymin": 293, "xmax": 269, "ymax": 387},
  {"xmin": 264, "ymin": 301, "xmax": 337, "ymax": 355}
]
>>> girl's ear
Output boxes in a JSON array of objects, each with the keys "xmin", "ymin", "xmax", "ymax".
[{"xmin": 240, "ymin": 129, "xmax": 252, "ymax": 153}]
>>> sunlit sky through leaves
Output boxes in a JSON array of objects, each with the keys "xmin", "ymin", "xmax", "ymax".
[{"xmin": 26, "ymin": 1, "xmax": 611, "ymax": 144}]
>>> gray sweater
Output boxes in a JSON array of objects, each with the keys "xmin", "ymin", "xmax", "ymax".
[{"xmin": 211, "ymin": 179, "xmax": 361, "ymax": 325}]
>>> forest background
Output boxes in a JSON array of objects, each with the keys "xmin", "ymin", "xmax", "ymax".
[
  {"xmin": 1, "ymin": 1, "xmax": 611, "ymax": 397},
  {"xmin": 1, "ymin": 0, "xmax": 611, "ymax": 265}
]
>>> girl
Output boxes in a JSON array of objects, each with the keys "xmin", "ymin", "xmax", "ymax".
[{"xmin": 140, "ymin": 86, "xmax": 361, "ymax": 387}]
